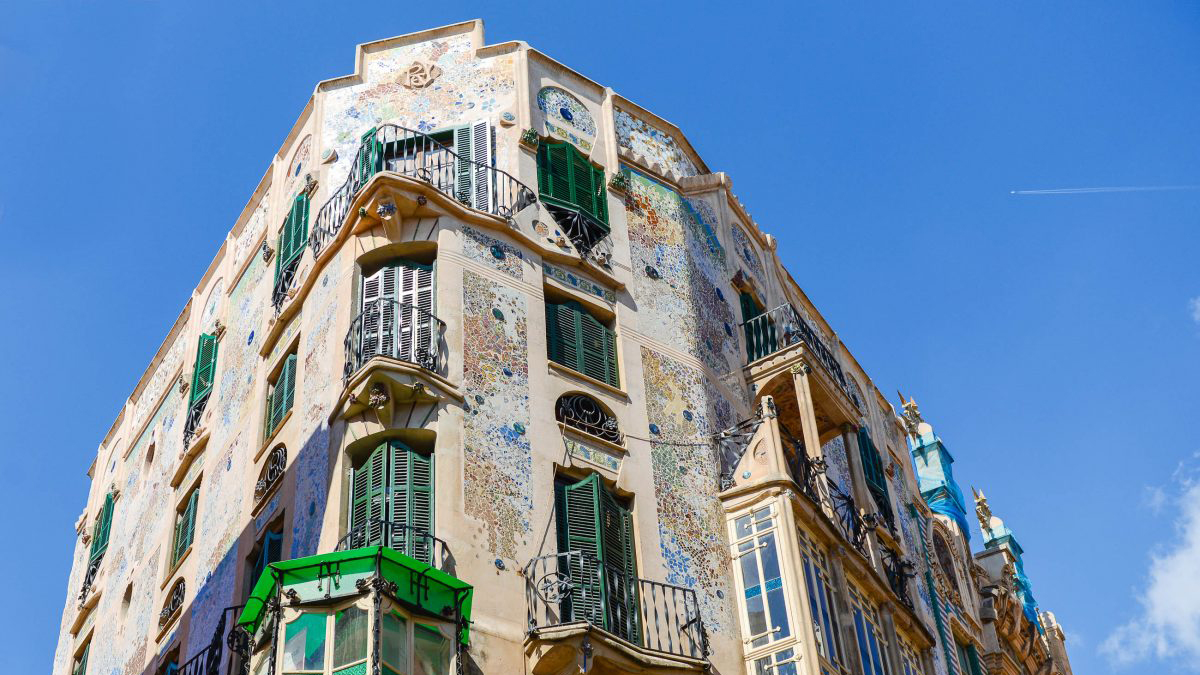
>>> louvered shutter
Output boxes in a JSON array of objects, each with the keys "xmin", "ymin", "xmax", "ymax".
[
  {"xmin": 74, "ymin": 643, "xmax": 89, "ymax": 675},
  {"xmin": 600, "ymin": 488, "xmax": 640, "ymax": 643},
  {"xmin": 191, "ymin": 334, "xmax": 219, "ymax": 404},
  {"xmin": 592, "ymin": 163, "xmax": 609, "ymax": 227},
  {"xmin": 90, "ymin": 493, "xmax": 114, "ymax": 562},
  {"xmin": 470, "ymin": 121, "xmax": 492, "ymax": 212},
  {"xmin": 356, "ymin": 127, "xmax": 381, "ymax": 188},
  {"xmin": 537, "ymin": 143, "xmax": 573, "ymax": 204},
  {"xmin": 350, "ymin": 443, "xmax": 389, "ymax": 547},
  {"xmin": 546, "ymin": 302, "xmax": 582, "ymax": 373},
  {"xmin": 175, "ymin": 489, "xmax": 198, "ymax": 564},
  {"xmin": 579, "ymin": 311, "xmax": 618, "ymax": 387},
  {"xmin": 389, "ymin": 441, "xmax": 433, "ymax": 563},
  {"xmin": 360, "ymin": 266, "xmax": 400, "ymax": 362},
  {"xmin": 394, "ymin": 261, "xmax": 434, "ymax": 365},
  {"xmin": 570, "ymin": 147, "xmax": 597, "ymax": 219},
  {"xmin": 857, "ymin": 428, "xmax": 894, "ymax": 524},
  {"xmin": 454, "ymin": 125, "xmax": 473, "ymax": 203},
  {"xmin": 288, "ymin": 194, "xmax": 309, "ymax": 261},
  {"xmin": 555, "ymin": 474, "xmax": 605, "ymax": 627},
  {"xmin": 281, "ymin": 353, "xmax": 297, "ymax": 416},
  {"xmin": 275, "ymin": 210, "xmax": 294, "ymax": 283}
]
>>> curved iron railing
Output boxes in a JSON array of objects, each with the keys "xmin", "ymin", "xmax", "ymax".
[
  {"xmin": 335, "ymin": 519, "xmax": 449, "ymax": 570},
  {"xmin": 524, "ymin": 550, "xmax": 709, "ymax": 660},
  {"xmin": 78, "ymin": 554, "xmax": 103, "ymax": 607},
  {"xmin": 254, "ymin": 445, "xmax": 287, "ymax": 504},
  {"xmin": 881, "ymin": 548, "xmax": 916, "ymax": 610},
  {"xmin": 556, "ymin": 393, "xmax": 624, "ymax": 445},
  {"xmin": 178, "ymin": 604, "xmax": 244, "ymax": 675},
  {"xmin": 344, "ymin": 299, "xmax": 445, "ymax": 381},
  {"xmin": 310, "ymin": 124, "xmax": 536, "ymax": 257},
  {"xmin": 741, "ymin": 304, "xmax": 861, "ymax": 408}
]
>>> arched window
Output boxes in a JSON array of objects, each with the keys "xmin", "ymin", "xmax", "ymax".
[
  {"xmin": 159, "ymin": 578, "xmax": 186, "ymax": 629},
  {"xmin": 932, "ymin": 529, "xmax": 961, "ymax": 597},
  {"xmin": 555, "ymin": 393, "xmax": 622, "ymax": 445},
  {"xmin": 255, "ymin": 445, "xmax": 287, "ymax": 505}
]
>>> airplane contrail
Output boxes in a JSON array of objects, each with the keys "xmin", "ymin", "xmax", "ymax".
[{"xmin": 1011, "ymin": 185, "xmax": 1200, "ymax": 195}]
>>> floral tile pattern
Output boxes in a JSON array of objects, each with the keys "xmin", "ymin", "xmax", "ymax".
[
  {"xmin": 542, "ymin": 262, "xmax": 616, "ymax": 303},
  {"xmin": 615, "ymin": 107, "xmax": 698, "ymax": 178},
  {"xmin": 462, "ymin": 225, "xmax": 524, "ymax": 280}
]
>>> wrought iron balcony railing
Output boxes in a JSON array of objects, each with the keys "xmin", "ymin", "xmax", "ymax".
[
  {"xmin": 524, "ymin": 550, "xmax": 709, "ymax": 660},
  {"xmin": 740, "ymin": 304, "xmax": 860, "ymax": 407},
  {"xmin": 179, "ymin": 604, "xmax": 244, "ymax": 675},
  {"xmin": 556, "ymin": 393, "xmax": 624, "ymax": 445},
  {"xmin": 335, "ymin": 519, "xmax": 449, "ymax": 570},
  {"xmin": 309, "ymin": 124, "xmax": 536, "ymax": 258},
  {"xmin": 78, "ymin": 554, "xmax": 103, "ymax": 607},
  {"xmin": 344, "ymin": 299, "xmax": 445, "ymax": 381},
  {"xmin": 183, "ymin": 392, "xmax": 209, "ymax": 449},
  {"xmin": 881, "ymin": 548, "xmax": 916, "ymax": 610}
]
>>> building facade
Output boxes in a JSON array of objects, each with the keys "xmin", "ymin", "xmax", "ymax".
[{"xmin": 53, "ymin": 20, "xmax": 1073, "ymax": 675}]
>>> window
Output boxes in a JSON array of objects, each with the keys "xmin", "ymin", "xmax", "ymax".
[
  {"xmin": 284, "ymin": 605, "xmax": 452, "ymax": 675},
  {"xmin": 752, "ymin": 647, "xmax": 799, "ymax": 675},
  {"xmin": 72, "ymin": 640, "xmax": 90, "ymax": 675},
  {"xmin": 932, "ymin": 530, "xmax": 961, "ymax": 596},
  {"xmin": 738, "ymin": 289, "xmax": 777, "ymax": 362},
  {"xmin": 266, "ymin": 353, "xmax": 297, "ymax": 439},
  {"xmin": 554, "ymin": 472, "xmax": 639, "ymax": 643},
  {"xmin": 798, "ymin": 530, "xmax": 844, "ymax": 668},
  {"xmin": 732, "ymin": 505, "xmax": 791, "ymax": 650},
  {"xmin": 849, "ymin": 585, "xmax": 892, "ymax": 675},
  {"xmin": 555, "ymin": 392, "xmax": 622, "ymax": 445},
  {"xmin": 246, "ymin": 525, "xmax": 283, "ymax": 600},
  {"xmin": 89, "ymin": 492, "xmax": 115, "ymax": 564},
  {"xmin": 856, "ymin": 428, "xmax": 894, "ymax": 527},
  {"xmin": 357, "ymin": 122, "xmax": 492, "ymax": 212},
  {"xmin": 546, "ymin": 300, "xmax": 618, "ymax": 387},
  {"xmin": 357, "ymin": 259, "xmax": 436, "ymax": 370},
  {"xmin": 955, "ymin": 642, "xmax": 982, "ymax": 675},
  {"xmin": 536, "ymin": 141, "xmax": 608, "ymax": 228},
  {"xmin": 276, "ymin": 193, "xmax": 310, "ymax": 286},
  {"xmin": 185, "ymin": 333, "xmax": 219, "ymax": 442},
  {"xmin": 348, "ymin": 440, "xmax": 433, "ymax": 562},
  {"xmin": 172, "ymin": 485, "xmax": 200, "ymax": 567},
  {"xmin": 898, "ymin": 636, "xmax": 924, "ymax": 675}
]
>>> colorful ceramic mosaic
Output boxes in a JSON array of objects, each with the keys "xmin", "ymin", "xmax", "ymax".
[
  {"xmin": 641, "ymin": 346, "xmax": 735, "ymax": 635},
  {"xmin": 614, "ymin": 107, "xmax": 698, "ymax": 178},
  {"xmin": 128, "ymin": 336, "xmax": 186, "ymax": 437},
  {"xmin": 285, "ymin": 135, "xmax": 312, "ymax": 198},
  {"xmin": 537, "ymin": 86, "xmax": 596, "ymax": 152},
  {"xmin": 563, "ymin": 436, "xmax": 621, "ymax": 473},
  {"xmin": 217, "ymin": 254, "xmax": 268, "ymax": 429},
  {"xmin": 185, "ymin": 543, "xmax": 238, "ymax": 661},
  {"xmin": 290, "ymin": 425, "xmax": 331, "ymax": 558},
  {"xmin": 201, "ymin": 278, "xmax": 225, "ymax": 327},
  {"xmin": 541, "ymin": 262, "xmax": 616, "ymax": 303},
  {"xmin": 300, "ymin": 255, "xmax": 341, "ymax": 429},
  {"xmin": 322, "ymin": 33, "xmax": 516, "ymax": 191},
  {"xmin": 461, "ymin": 225, "xmax": 524, "ymax": 280},
  {"xmin": 462, "ymin": 271, "xmax": 532, "ymax": 560},
  {"xmin": 730, "ymin": 222, "xmax": 765, "ymax": 284},
  {"xmin": 231, "ymin": 192, "xmax": 269, "ymax": 275},
  {"xmin": 624, "ymin": 169, "xmax": 738, "ymax": 373}
]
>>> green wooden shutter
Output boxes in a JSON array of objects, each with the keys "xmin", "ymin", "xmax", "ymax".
[
  {"xmin": 389, "ymin": 441, "xmax": 433, "ymax": 563},
  {"xmin": 555, "ymin": 474, "xmax": 605, "ymax": 627},
  {"xmin": 73, "ymin": 643, "xmax": 90, "ymax": 675},
  {"xmin": 191, "ymin": 334, "xmax": 219, "ymax": 404},
  {"xmin": 356, "ymin": 127, "xmax": 381, "ymax": 187},
  {"xmin": 289, "ymin": 194, "xmax": 309, "ymax": 261},
  {"xmin": 174, "ymin": 489, "xmax": 198, "ymax": 565},
  {"xmin": 580, "ymin": 310, "xmax": 618, "ymax": 387},
  {"xmin": 570, "ymin": 147, "xmax": 597, "ymax": 218},
  {"xmin": 592, "ymin": 164, "xmax": 608, "ymax": 226},
  {"xmin": 454, "ymin": 125, "xmax": 473, "ymax": 202},
  {"xmin": 350, "ymin": 443, "xmax": 388, "ymax": 546},
  {"xmin": 599, "ymin": 487, "xmax": 640, "ymax": 643},
  {"xmin": 89, "ymin": 493, "xmax": 114, "ymax": 562},
  {"xmin": 857, "ymin": 428, "xmax": 894, "ymax": 524},
  {"xmin": 546, "ymin": 302, "xmax": 581, "ymax": 372},
  {"xmin": 281, "ymin": 353, "xmax": 297, "ymax": 416},
  {"xmin": 266, "ymin": 354, "xmax": 297, "ymax": 438},
  {"xmin": 537, "ymin": 143, "xmax": 573, "ymax": 205},
  {"xmin": 275, "ymin": 209, "xmax": 294, "ymax": 283}
]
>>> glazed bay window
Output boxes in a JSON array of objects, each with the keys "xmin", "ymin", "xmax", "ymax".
[
  {"xmin": 281, "ymin": 600, "xmax": 454, "ymax": 675},
  {"xmin": 266, "ymin": 352, "xmax": 297, "ymax": 439},
  {"xmin": 752, "ymin": 647, "xmax": 799, "ymax": 675},
  {"xmin": 898, "ymin": 635, "xmax": 924, "ymax": 675},
  {"xmin": 732, "ymin": 504, "xmax": 792, "ymax": 650},
  {"xmin": 798, "ymin": 530, "xmax": 845, "ymax": 669},
  {"xmin": 546, "ymin": 300, "xmax": 619, "ymax": 388},
  {"xmin": 849, "ymin": 585, "xmax": 892, "ymax": 675}
]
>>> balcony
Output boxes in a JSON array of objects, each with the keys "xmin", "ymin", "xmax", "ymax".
[
  {"xmin": 344, "ymin": 298, "xmax": 445, "ymax": 381},
  {"xmin": 334, "ymin": 518, "xmax": 451, "ymax": 572},
  {"xmin": 309, "ymin": 124, "xmax": 536, "ymax": 258},
  {"xmin": 523, "ymin": 551, "xmax": 709, "ymax": 674},
  {"xmin": 178, "ymin": 604, "xmax": 243, "ymax": 675},
  {"xmin": 741, "ymin": 303, "xmax": 860, "ymax": 409}
]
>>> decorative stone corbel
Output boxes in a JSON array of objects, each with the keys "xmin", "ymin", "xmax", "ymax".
[
  {"xmin": 212, "ymin": 320, "xmax": 226, "ymax": 341},
  {"xmin": 376, "ymin": 202, "xmax": 396, "ymax": 220},
  {"xmin": 303, "ymin": 173, "xmax": 319, "ymax": 197},
  {"xmin": 607, "ymin": 171, "xmax": 630, "ymax": 195},
  {"xmin": 519, "ymin": 128, "xmax": 540, "ymax": 151},
  {"xmin": 368, "ymin": 383, "xmax": 389, "ymax": 410},
  {"xmin": 260, "ymin": 241, "xmax": 274, "ymax": 263},
  {"xmin": 177, "ymin": 373, "xmax": 190, "ymax": 396}
]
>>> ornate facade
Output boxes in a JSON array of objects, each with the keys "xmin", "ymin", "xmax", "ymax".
[{"xmin": 54, "ymin": 19, "xmax": 1072, "ymax": 675}]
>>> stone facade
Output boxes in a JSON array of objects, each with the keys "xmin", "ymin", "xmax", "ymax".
[{"xmin": 54, "ymin": 20, "xmax": 1071, "ymax": 675}]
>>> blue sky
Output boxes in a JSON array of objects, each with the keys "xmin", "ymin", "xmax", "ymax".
[{"xmin": 1, "ymin": 2, "xmax": 1197, "ymax": 672}]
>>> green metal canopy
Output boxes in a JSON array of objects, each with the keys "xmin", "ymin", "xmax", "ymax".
[{"xmin": 236, "ymin": 546, "xmax": 473, "ymax": 644}]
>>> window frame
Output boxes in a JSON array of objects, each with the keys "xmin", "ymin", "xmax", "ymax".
[
  {"xmin": 545, "ymin": 299, "xmax": 620, "ymax": 388},
  {"xmin": 797, "ymin": 529, "xmax": 845, "ymax": 670},
  {"xmin": 170, "ymin": 481, "xmax": 201, "ymax": 570},
  {"xmin": 730, "ymin": 503, "xmax": 794, "ymax": 654},
  {"xmin": 265, "ymin": 350, "xmax": 299, "ymax": 441},
  {"xmin": 848, "ymin": 584, "xmax": 892, "ymax": 675}
]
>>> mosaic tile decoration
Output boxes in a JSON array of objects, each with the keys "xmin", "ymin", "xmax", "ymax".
[
  {"xmin": 290, "ymin": 425, "xmax": 331, "ymax": 559},
  {"xmin": 641, "ymin": 346, "xmax": 735, "ymax": 635},
  {"xmin": 462, "ymin": 225, "xmax": 524, "ymax": 280},
  {"xmin": 564, "ymin": 435, "xmax": 621, "ymax": 473},
  {"xmin": 218, "ymin": 253, "xmax": 267, "ymax": 429},
  {"xmin": 285, "ymin": 135, "xmax": 312, "ymax": 199},
  {"xmin": 128, "ymin": 336, "xmax": 186, "ymax": 438},
  {"xmin": 542, "ymin": 262, "xmax": 616, "ymax": 303},
  {"xmin": 625, "ymin": 169, "xmax": 738, "ymax": 373},
  {"xmin": 537, "ymin": 86, "xmax": 597, "ymax": 137},
  {"xmin": 301, "ymin": 255, "xmax": 341, "ymax": 429},
  {"xmin": 462, "ymin": 271, "xmax": 532, "ymax": 560},
  {"xmin": 823, "ymin": 435, "xmax": 853, "ymax": 497},
  {"xmin": 231, "ymin": 191, "xmax": 269, "ymax": 276},
  {"xmin": 201, "ymin": 278, "xmax": 225, "ymax": 327},
  {"xmin": 731, "ymin": 222, "xmax": 766, "ymax": 284},
  {"xmin": 322, "ymin": 33, "xmax": 516, "ymax": 191},
  {"xmin": 615, "ymin": 107, "xmax": 698, "ymax": 178},
  {"xmin": 185, "ymin": 543, "xmax": 238, "ymax": 662}
]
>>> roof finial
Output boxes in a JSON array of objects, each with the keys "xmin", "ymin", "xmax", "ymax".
[
  {"xmin": 897, "ymin": 390, "xmax": 923, "ymax": 438},
  {"xmin": 973, "ymin": 487, "xmax": 993, "ymax": 534}
]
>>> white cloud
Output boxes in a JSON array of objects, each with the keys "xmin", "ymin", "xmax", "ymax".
[
  {"xmin": 1102, "ymin": 474, "xmax": 1200, "ymax": 669},
  {"xmin": 1144, "ymin": 485, "xmax": 1168, "ymax": 515},
  {"xmin": 1189, "ymin": 297, "xmax": 1200, "ymax": 325}
]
